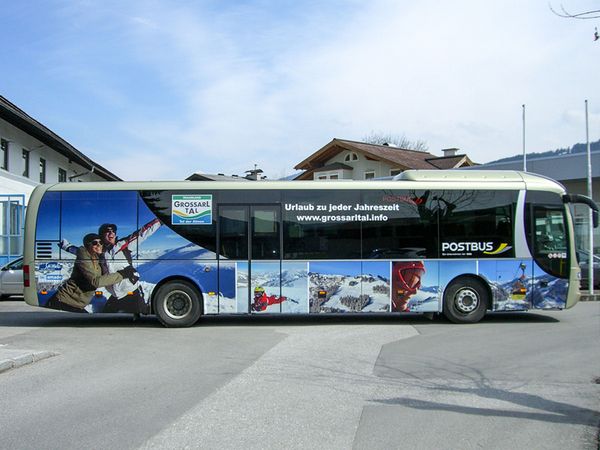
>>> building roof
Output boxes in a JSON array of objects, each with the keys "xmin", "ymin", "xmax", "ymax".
[
  {"xmin": 186, "ymin": 173, "xmax": 251, "ymax": 181},
  {"xmin": 0, "ymin": 96, "xmax": 121, "ymax": 181},
  {"xmin": 293, "ymin": 138, "xmax": 476, "ymax": 179},
  {"xmin": 426, "ymin": 154, "xmax": 474, "ymax": 169},
  {"xmin": 469, "ymin": 150, "xmax": 600, "ymax": 182}
]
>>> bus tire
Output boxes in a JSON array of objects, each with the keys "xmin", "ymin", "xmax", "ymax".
[
  {"xmin": 153, "ymin": 280, "xmax": 202, "ymax": 328},
  {"xmin": 443, "ymin": 278, "xmax": 488, "ymax": 324}
]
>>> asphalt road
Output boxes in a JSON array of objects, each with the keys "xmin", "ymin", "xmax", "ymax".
[{"xmin": 0, "ymin": 300, "xmax": 598, "ymax": 449}]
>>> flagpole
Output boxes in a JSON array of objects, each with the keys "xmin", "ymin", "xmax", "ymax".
[
  {"xmin": 522, "ymin": 104, "xmax": 526, "ymax": 172},
  {"xmin": 585, "ymin": 100, "xmax": 594, "ymax": 294}
]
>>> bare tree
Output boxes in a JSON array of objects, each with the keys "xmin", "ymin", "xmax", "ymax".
[
  {"xmin": 363, "ymin": 132, "xmax": 429, "ymax": 151},
  {"xmin": 549, "ymin": 3, "xmax": 600, "ymax": 40}
]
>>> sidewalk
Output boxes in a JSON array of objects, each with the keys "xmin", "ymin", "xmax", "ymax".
[
  {"xmin": 0, "ymin": 347, "xmax": 56, "ymax": 374},
  {"xmin": 580, "ymin": 290, "xmax": 600, "ymax": 301}
]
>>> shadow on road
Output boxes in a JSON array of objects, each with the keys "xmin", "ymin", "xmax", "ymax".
[
  {"xmin": 372, "ymin": 364, "xmax": 600, "ymax": 428},
  {"xmin": 0, "ymin": 306, "xmax": 560, "ymax": 329}
]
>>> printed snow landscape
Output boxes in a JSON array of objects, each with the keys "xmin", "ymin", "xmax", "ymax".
[
  {"xmin": 479, "ymin": 260, "xmax": 566, "ymax": 311},
  {"xmin": 308, "ymin": 261, "xmax": 391, "ymax": 313}
]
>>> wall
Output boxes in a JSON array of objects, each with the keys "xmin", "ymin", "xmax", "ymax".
[
  {"xmin": 0, "ymin": 117, "xmax": 112, "ymax": 263},
  {"xmin": 327, "ymin": 150, "xmax": 400, "ymax": 180},
  {"xmin": 0, "ymin": 119, "xmax": 105, "ymax": 187}
]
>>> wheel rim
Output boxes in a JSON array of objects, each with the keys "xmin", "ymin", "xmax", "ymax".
[
  {"xmin": 164, "ymin": 289, "xmax": 193, "ymax": 319},
  {"xmin": 454, "ymin": 287, "xmax": 479, "ymax": 314}
]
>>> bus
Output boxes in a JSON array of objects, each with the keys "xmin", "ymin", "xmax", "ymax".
[{"xmin": 22, "ymin": 170, "xmax": 598, "ymax": 327}]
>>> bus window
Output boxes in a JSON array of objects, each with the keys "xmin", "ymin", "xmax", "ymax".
[
  {"xmin": 59, "ymin": 191, "xmax": 138, "ymax": 259},
  {"xmin": 219, "ymin": 207, "xmax": 248, "ymax": 260},
  {"xmin": 361, "ymin": 190, "xmax": 438, "ymax": 259},
  {"xmin": 438, "ymin": 190, "xmax": 516, "ymax": 258},
  {"xmin": 283, "ymin": 190, "xmax": 361, "ymax": 259},
  {"xmin": 526, "ymin": 204, "xmax": 569, "ymax": 278},
  {"xmin": 525, "ymin": 191, "xmax": 569, "ymax": 278},
  {"xmin": 252, "ymin": 206, "xmax": 280, "ymax": 260}
]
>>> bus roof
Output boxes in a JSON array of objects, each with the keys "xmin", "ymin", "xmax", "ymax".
[{"xmin": 38, "ymin": 170, "xmax": 566, "ymax": 194}]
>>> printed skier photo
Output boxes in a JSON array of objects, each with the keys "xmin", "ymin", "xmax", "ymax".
[
  {"xmin": 36, "ymin": 191, "xmax": 160, "ymax": 313},
  {"xmin": 308, "ymin": 261, "xmax": 391, "ymax": 313},
  {"xmin": 236, "ymin": 262, "xmax": 291, "ymax": 313},
  {"xmin": 34, "ymin": 190, "xmax": 229, "ymax": 314},
  {"xmin": 391, "ymin": 261, "xmax": 440, "ymax": 312}
]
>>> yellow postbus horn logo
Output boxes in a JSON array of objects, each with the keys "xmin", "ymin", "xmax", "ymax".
[{"xmin": 483, "ymin": 243, "xmax": 512, "ymax": 255}]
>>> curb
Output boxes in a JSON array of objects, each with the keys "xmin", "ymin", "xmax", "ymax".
[{"xmin": 0, "ymin": 350, "xmax": 57, "ymax": 374}]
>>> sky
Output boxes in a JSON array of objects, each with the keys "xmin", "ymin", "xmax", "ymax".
[{"xmin": 3, "ymin": 0, "xmax": 600, "ymax": 181}]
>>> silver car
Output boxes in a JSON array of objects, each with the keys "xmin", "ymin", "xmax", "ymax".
[
  {"xmin": 0, "ymin": 257, "xmax": 23, "ymax": 299},
  {"xmin": 576, "ymin": 251, "xmax": 600, "ymax": 290}
]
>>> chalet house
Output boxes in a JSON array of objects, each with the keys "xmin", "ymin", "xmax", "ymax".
[{"xmin": 294, "ymin": 138, "xmax": 476, "ymax": 180}]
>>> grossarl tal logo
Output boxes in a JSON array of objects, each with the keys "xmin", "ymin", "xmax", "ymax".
[
  {"xmin": 172, "ymin": 194, "xmax": 212, "ymax": 225},
  {"xmin": 441, "ymin": 241, "xmax": 513, "ymax": 255}
]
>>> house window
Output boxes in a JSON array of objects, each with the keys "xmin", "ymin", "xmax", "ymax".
[
  {"xmin": 1, "ymin": 139, "xmax": 8, "ymax": 170},
  {"xmin": 315, "ymin": 171, "xmax": 343, "ymax": 180},
  {"xmin": 344, "ymin": 152, "xmax": 359, "ymax": 162},
  {"xmin": 364, "ymin": 171, "xmax": 375, "ymax": 180},
  {"xmin": 22, "ymin": 149, "xmax": 30, "ymax": 177},
  {"xmin": 390, "ymin": 169, "xmax": 403, "ymax": 177},
  {"xmin": 58, "ymin": 168, "xmax": 67, "ymax": 182},
  {"xmin": 39, "ymin": 158, "xmax": 46, "ymax": 183}
]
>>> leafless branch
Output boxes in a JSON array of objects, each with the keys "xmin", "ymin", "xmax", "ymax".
[{"xmin": 549, "ymin": 3, "xmax": 600, "ymax": 19}]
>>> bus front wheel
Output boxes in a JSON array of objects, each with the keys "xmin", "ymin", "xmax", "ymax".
[
  {"xmin": 153, "ymin": 281, "xmax": 202, "ymax": 328},
  {"xmin": 443, "ymin": 278, "xmax": 488, "ymax": 324}
]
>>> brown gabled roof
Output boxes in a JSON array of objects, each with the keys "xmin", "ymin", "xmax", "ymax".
[
  {"xmin": 426, "ymin": 154, "xmax": 476, "ymax": 169},
  {"xmin": 0, "ymin": 95, "xmax": 121, "ymax": 181},
  {"xmin": 294, "ymin": 138, "xmax": 475, "ymax": 172},
  {"xmin": 186, "ymin": 173, "xmax": 251, "ymax": 181}
]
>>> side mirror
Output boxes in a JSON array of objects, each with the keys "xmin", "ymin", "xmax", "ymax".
[{"xmin": 563, "ymin": 194, "xmax": 599, "ymax": 228}]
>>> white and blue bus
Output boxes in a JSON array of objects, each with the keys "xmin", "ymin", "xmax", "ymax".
[{"xmin": 23, "ymin": 170, "xmax": 598, "ymax": 327}]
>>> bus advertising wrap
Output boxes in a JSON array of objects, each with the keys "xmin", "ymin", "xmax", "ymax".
[{"xmin": 31, "ymin": 189, "xmax": 567, "ymax": 317}]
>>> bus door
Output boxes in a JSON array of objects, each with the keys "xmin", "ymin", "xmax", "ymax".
[
  {"xmin": 526, "ymin": 199, "xmax": 569, "ymax": 309},
  {"xmin": 218, "ymin": 205, "xmax": 282, "ymax": 314}
]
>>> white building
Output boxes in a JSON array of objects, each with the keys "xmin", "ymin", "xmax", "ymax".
[{"xmin": 0, "ymin": 95, "xmax": 120, "ymax": 263}]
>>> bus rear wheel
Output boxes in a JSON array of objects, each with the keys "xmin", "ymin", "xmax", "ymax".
[
  {"xmin": 153, "ymin": 281, "xmax": 202, "ymax": 328},
  {"xmin": 443, "ymin": 278, "xmax": 488, "ymax": 324}
]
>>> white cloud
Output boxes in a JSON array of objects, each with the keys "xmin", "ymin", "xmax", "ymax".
[{"xmin": 25, "ymin": 0, "xmax": 600, "ymax": 180}]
